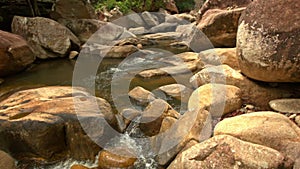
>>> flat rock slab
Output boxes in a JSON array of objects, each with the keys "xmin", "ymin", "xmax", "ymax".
[{"xmin": 269, "ymin": 99, "xmax": 300, "ymax": 114}]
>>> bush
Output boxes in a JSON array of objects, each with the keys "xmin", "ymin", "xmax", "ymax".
[{"xmin": 93, "ymin": 0, "xmax": 165, "ymax": 14}]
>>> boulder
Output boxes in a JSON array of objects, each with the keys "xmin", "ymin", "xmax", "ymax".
[
  {"xmin": 157, "ymin": 84, "xmax": 193, "ymax": 103},
  {"xmin": 156, "ymin": 109, "xmax": 211, "ymax": 165},
  {"xmin": 51, "ymin": 0, "xmax": 97, "ymax": 20},
  {"xmin": 198, "ymin": 48, "xmax": 239, "ymax": 70},
  {"xmin": 198, "ymin": 0, "xmax": 252, "ymax": 18},
  {"xmin": 98, "ymin": 148, "xmax": 137, "ymax": 169},
  {"xmin": 214, "ymin": 111, "xmax": 300, "ymax": 162},
  {"xmin": 0, "ymin": 150, "xmax": 16, "ymax": 169},
  {"xmin": 149, "ymin": 23, "xmax": 178, "ymax": 34},
  {"xmin": 128, "ymin": 27, "xmax": 149, "ymax": 35},
  {"xmin": 0, "ymin": 86, "xmax": 116, "ymax": 162},
  {"xmin": 188, "ymin": 84, "xmax": 242, "ymax": 117},
  {"xmin": 70, "ymin": 164, "xmax": 91, "ymax": 169},
  {"xmin": 197, "ymin": 8, "xmax": 245, "ymax": 47},
  {"xmin": 0, "ymin": 30, "xmax": 35, "ymax": 77},
  {"xmin": 58, "ymin": 19, "xmax": 106, "ymax": 43},
  {"xmin": 237, "ymin": 0, "xmax": 300, "ymax": 82},
  {"xmin": 168, "ymin": 135, "xmax": 293, "ymax": 169},
  {"xmin": 141, "ymin": 11, "xmax": 160, "ymax": 28},
  {"xmin": 128, "ymin": 86, "xmax": 156, "ymax": 106},
  {"xmin": 190, "ymin": 64, "xmax": 300, "ymax": 109},
  {"xmin": 139, "ymin": 99, "xmax": 180, "ymax": 136},
  {"xmin": 12, "ymin": 16, "xmax": 80, "ymax": 59}
]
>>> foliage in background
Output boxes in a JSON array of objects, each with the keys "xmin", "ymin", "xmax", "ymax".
[
  {"xmin": 174, "ymin": 0, "xmax": 195, "ymax": 13},
  {"xmin": 93, "ymin": 0, "xmax": 165, "ymax": 14}
]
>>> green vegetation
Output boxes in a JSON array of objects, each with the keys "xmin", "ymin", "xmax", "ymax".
[
  {"xmin": 93, "ymin": 0, "xmax": 165, "ymax": 14},
  {"xmin": 175, "ymin": 0, "xmax": 195, "ymax": 13}
]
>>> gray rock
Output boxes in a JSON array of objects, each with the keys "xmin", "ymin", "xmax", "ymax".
[
  {"xmin": 269, "ymin": 99, "xmax": 300, "ymax": 114},
  {"xmin": 149, "ymin": 22, "xmax": 178, "ymax": 34},
  {"xmin": 141, "ymin": 11, "xmax": 159, "ymax": 28},
  {"xmin": 128, "ymin": 27, "xmax": 149, "ymax": 35}
]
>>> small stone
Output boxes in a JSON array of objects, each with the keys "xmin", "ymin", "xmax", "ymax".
[
  {"xmin": 269, "ymin": 99, "xmax": 300, "ymax": 114},
  {"xmin": 137, "ymin": 44, "xmax": 143, "ymax": 49},
  {"xmin": 69, "ymin": 51, "xmax": 79, "ymax": 59},
  {"xmin": 158, "ymin": 84, "xmax": 193, "ymax": 103}
]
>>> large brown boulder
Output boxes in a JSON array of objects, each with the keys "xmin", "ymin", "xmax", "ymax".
[
  {"xmin": 0, "ymin": 30, "xmax": 35, "ymax": 77},
  {"xmin": 237, "ymin": 0, "xmax": 300, "ymax": 82},
  {"xmin": 12, "ymin": 16, "xmax": 80, "ymax": 59},
  {"xmin": 214, "ymin": 111, "xmax": 300, "ymax": 165},
  {"xmin": 168, "ymin": 135, "xmax": 293, "ymax": 169},
  {"xmin": 0, "ymin": 86, "xmax": 116, "ymax": 163},
  {"xmin": 197, "ymin": 8, "xmax": 245, "ymax": 47}
]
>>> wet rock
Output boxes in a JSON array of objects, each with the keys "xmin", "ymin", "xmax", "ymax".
[
  {"xmin": 237, "ymin": 0, "xmax": 300, "ymax": 82},
  {"xmin": 128, "ymin": 86, "xmax": 156, "ymax": 106},
  {"xmin": 120, "ymin": 108, "xmax": 142, "ymax": 131},
  {"xmin": 214, "ymin": 111, "xmax": 300, "ymax": 163},
  {"xmin": 199, "ymin": 48, "xmax": 239, "ymax": 70},
  {"xmin": 188, "ymin": 84, "xmax": 242, "ymax": 117},
  {"xmin": 149, "ymin": 23, "xmax": 178, "ymax": 34},
  {"xmin": 0, "ymin": 150, "xmax": 16, "ymax": 169},
  {"xmin": 51, "ymin": 0, "xmax": 97, "ymax": 20},
  {"xmin": 190, "ymin": 64, "xmax": 300, "ymax": 109},
  {"xmin": 12, "ymin": 16, "xmax": 80, "ymax": 59},
  {"xmin": 139, "ymin": 99, "xmax": 180, "ymax": 136},
  {"xmin": 98, "ymin": 148, "xmax": 137, "ymax": 169},
  {"xmin": 0, "ymin": 30, "xmax": 35, "ymax": 77},
  {"xmin": 58, "ymin": 19, "xmax": 106, "ymax": 43},
  {"xmin": 198, "ymin": 0, "xmax": 252, "ymax": 19},
  {"xmin": 168, "ymin": 135, "xmax": 293, "ymax": 169},
  {"xmin": 269, "ymin": 99, "xmax": 300, "ymax": 114},
  {"xmin": 0, "ymin": 86, "xmax": 115, "ymax": 162},
  {"xmin": 157, "ymin": 84, "xmax": 193, "ymax": 103},
  {"xmin": 141, "ymin": 11, "xmax": 160, "ymax": 28},
  {"xmin": 138, "ymin": 64, "xmax": 197, "ymax": 78},
  {"xmin": 197, "ymin": 7, "xmax": 245, "ymax": 47}
]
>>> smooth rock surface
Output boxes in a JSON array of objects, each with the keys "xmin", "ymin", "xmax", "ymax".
[
  {"xmin": 188, "ymin": 84, "xmax": 242, "ymax": 117},
  {"xmin": 0, "ymin": 150, "xmax": 16, "ymax": 169},
  {"xmin": 12, "ymin": 16, "xmax": 80, "ymax": 59},
  {"xmin": 0, "ymin": 30, "xmax": 35, "ymax": 77},
  {"xmin": 157, "ymin": 84, "xmax": 193, "ymax": 103},
  {"xmin": 237, "ymin": 0, "xmax": 300, "ymax": 82},
  {"xmin": 0, "ymin": 86, "xmax": 115, "ymax": 161},
  {"xmin": 197, "ymin": 8, "xmax": 245, "ymax": 47},
  {"xmin": 168, "ymin": 135, "xmax": 293, "ymax": 169},
  {"xmin": 128, "ymin": 86, "xmax": 156, "ymax": 106},
  {"xmin": 269, "ymin": 99, "xmax": 300, "ymax": 114},
  {"xmin": 98, "ymin": 148, "xmax": 137, "ymax": 169},
  {"xmin": 214, "ymin": 111, "xmax": 300, "ymax": 162}
]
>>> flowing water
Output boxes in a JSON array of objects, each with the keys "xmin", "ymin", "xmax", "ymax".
[{"xmin": 1, "ymin": 46, "xmax": 192, "ymax": 168}]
